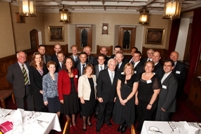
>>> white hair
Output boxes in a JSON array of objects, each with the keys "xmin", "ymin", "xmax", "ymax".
[
  {"xmin": 16, "ymin": 51, "xmax": 27, "ymax": 58},
  {"xmin": 107, "ymin": 58, "xmax": 116, "ymax": 66}
]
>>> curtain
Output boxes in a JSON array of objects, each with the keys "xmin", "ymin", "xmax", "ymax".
[
  {"xmin": 184, "ymin": 8, "xmax": 201, "ymax": 94},
  {"xmin": 168, "ymin": 19, "xmax": 181, "ymax": 55}
]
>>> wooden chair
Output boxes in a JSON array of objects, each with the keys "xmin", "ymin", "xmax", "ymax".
[
  {"xmin": 0, "ymin": 90, "xmax": 15, "ymax": 108},
  {"xmin": 131, "ymin": 124, "xmax": 136, "ymax": 134},
  {"xmin": 62, "ymin": 118, "xmax": 71, "ymax": 134}
]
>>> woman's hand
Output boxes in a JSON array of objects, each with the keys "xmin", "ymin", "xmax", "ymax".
[
  {"xmin": 60, "ymin": 100, "xmax": 64, "ymax": 104},
  {"xmin": 44, "ymin": 101, "xmax": 48, "ymax": 106},
  {"xmin": 146, "ymin": 104, "xmax": 152, "ymax": 110},
  {"xmin": 40, "ymin": 90, "xmax": 43, "ymax": 94},
  {"xmin": 135, "ymin": 98, "xmax": 139, "ymax": 105},
  {"xmin": 80, "ymin": 98, "xmax": 85, "ymax": 104},
  {"xmin": 120, "ymin": 99, "xmax": 125, "ymax": 106},
  {"xmin": 98, "ymin": 97, "xmax": 103, "ymax": 103}
]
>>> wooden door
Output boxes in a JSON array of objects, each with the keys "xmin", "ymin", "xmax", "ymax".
[
  {"xmin": 30, "ymin": 29, "xmax": 39, "ymax": 50},
  {"xmin": 118, "ymin": 27, "xmax": 136, "ymax": 53},
  {"xmin": 76, "ymin": 27, "xmax": 92, "ymax": 52}
]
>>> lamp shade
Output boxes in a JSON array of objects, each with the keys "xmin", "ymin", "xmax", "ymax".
[
  {"xmin": 59, "ymin": 6, "xmax": 69, "ymax": 23},
  {"xmin": 18, "ymin": 0, "xmax": 36, "ymax": 17},
  {"xmin": 163, "ymin": 0, "xmax": 182, "ymax": 20},
  {"xmin": 139, "ymin": 8, "xmax": 149, "ymax": 24}
]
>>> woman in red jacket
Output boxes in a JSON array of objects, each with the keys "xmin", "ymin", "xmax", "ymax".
[{"xmin": 58, "ymin": 57, "xmax": 79, "ymax": 127}]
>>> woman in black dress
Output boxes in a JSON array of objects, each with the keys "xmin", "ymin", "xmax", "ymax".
[
  {"xmin": 58, "ymin": 57, "xmax": 79, "ymax": 127},
  {"xmin": 113, "ymin": 63, "xmax": 139, "ymax": 133},
  {"xmin": 78, "ymin": 64, "xmax": 96, "ymax": 131},
  {"xmin": 29, "ymin": 52, "xmax": 48, "ymax": 112},
  {"xmin": 135, "ymin": 61, "xmax": 161, "ymax": 131}
]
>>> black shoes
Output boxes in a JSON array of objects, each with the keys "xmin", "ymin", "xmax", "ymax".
[
  {"xmin": 117, "ymin": 124, "xmax": 124, "ymax": 131},
  {"xmin": 106, "ymin": 122, "xmax": 112, "ymax": 126},
  {"xmin": 117, "ymin": 123, "xmax": 127, "ymax": 133},
  {"xmin": 96, "ymin": 127, "xmax": 100, "ymax": 132},
  {"xmin": 121, "ymin": 125, "xmax": 127, "ymax": 133}
]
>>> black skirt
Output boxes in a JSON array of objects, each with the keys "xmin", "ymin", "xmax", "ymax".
[{"xmin": 47, "ymin": 96, "xmax": 60, "ymax": 113}]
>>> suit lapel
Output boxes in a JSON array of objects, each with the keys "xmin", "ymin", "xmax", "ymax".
[{"xmin": 162, "ymin": 73, "xmax": 172, "ymax": 85}]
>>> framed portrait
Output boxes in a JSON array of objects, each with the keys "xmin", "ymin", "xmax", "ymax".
[
  {"xmin": 145, "ymin": 28, "xmax": 165, "ymax": 45},
  {"xmin": 48, "ymin": 26, "xmax": 64, "ymax": 41}
]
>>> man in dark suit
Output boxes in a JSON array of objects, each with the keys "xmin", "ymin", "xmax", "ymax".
[
  {"xmin": 132, "ymin": 51, "xmax": 144, "ymax": 77},
  {"xmin": 6, "ymin": 51, "xmax": 34, "ymax": 110},
  {"xmin": 96, "ymin": 59, "xmax": 118, "ymax": 132},
  {"xmin": 94, "ymin": 54, "xmax": 107, "ymax": 78},
  {"xmin": 170, "ymin": 51, "xmax": 186, "ymax": 95},
  {"xmin": 38, "ymin": 45, "xmax": 51, "ymax": 64},
  {"xmin": 115, "ymin": 52, "xmax": 126, "ymax": 77},
  {"xmin": 110, "ymin": 45, "xmax": 128, "ymax": 63},
  {"xmin": 93, "ymin": 47, "xmax": 109, "ymax": 65},
  {"xmin": 152, "ymin": 51, "xmax": 164, "ymax": 80},
  {"xmin": 83, "ymin": 46, "xmax": 95, "ymax": 65},
  {"xmin": 69, "ymin": 45, "xmax": 79, "ymax": 66},
  {"xmin": 128, "ymin": 47, "xmax": 138, "ymax": 63},
  {"xmin": 51, "ymin": 43, "xmax": 62, "ymax": 66},
  {"xmin": 156, "ymin": 60, "xmax": 178, "ymax": 121},
  {"xmin": 76, "ymin": 52, "xmax": 88, "ymax": 77},
  {"xmin": 56, "ymin": 51, "xmax": 65, "ymax": 72}
]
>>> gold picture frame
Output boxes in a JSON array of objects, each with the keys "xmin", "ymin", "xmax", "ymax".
[
  {"xmin": 145, "ymin": 28, "xmax": 165, "ymax": 45},
  {"xmin": 48, "ymin": 26, "xmax": 64, "ymax": 41}
]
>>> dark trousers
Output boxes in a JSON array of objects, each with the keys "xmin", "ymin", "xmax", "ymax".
[
  {"xmin": 96, "ymin": 101, "xmax": 114, "ymax": 128},
  {"xmin": 155, "ymin": 108, "xmax": 171, "ymax": 121},
  {"xmin": 137, "ymin": 100, "xmax": 157, "ymax": 131},
  {"xmin": 15, "ymin": 85, "xmax": 34, "ymax": 111}
]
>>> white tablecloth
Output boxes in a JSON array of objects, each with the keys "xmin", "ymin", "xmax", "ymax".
[
  {"xmin": 141, "ymin": 121, "xmax": 201, "ymax": 134},
  {"xmin": 0, "ymin": 109, "xmax": 61, "ymax": 134}
]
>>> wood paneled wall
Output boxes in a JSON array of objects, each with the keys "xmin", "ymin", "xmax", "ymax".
[{"xmin": 45, "ymin": 44, "xmax": 68, "ymax": 56}]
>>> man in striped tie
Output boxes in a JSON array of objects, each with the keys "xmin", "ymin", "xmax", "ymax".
[{"xmin": 6, "ymin": 51, "xmax": 34, "ymax": 110}]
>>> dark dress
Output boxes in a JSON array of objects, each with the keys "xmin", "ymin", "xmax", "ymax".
[
  {"xmin": 61, "ymin": 77, "xmax": 79, "ymax": 115},
  {"xmin": 137, "ymin": 74, "xmax": 161, "ymax": 130},
  {"xmin": 113, "ymin": 74, "xmax": 138, "ymax": 126},
  {"xmin": 81, "ymin": 78, "xmax": 96, "ymax": 116}
]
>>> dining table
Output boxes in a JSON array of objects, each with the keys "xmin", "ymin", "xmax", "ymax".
[
  {"xmin": 0, "ymin": 108, "xmax": 61, "ymax": 134},
  {"xmin": 141, "ymin": 121, "xmax": 201, "ymax": 134}
]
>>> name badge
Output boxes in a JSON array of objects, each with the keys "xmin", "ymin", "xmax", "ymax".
[
  {"xmin": 121, "ymin": 72, "xmax": 124, "ymax": 75},
  {"xmin": 176, "ymin": 71, "xmax": 180, "ymax": 74},
  {"xmin": 147, "ymin": 80, "xmax": 152, "ymax": 84},
  {"xmin": 75, "ymin": 75, "xmax": 78, "ymax": 78},
  {"xmin": 134, "ymin": 71, "xmax": 137, "ymax": 74},
  {"xmin": 162, "ymin": 85, "xmax": 167, "ymax": 89},
  {"xmin": 94, "ymin": 83, "xmax": 97, "ymax": 87}
]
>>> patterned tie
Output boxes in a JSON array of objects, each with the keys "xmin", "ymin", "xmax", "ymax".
[{"xmin": 22, "ymin": 64, "xmax": 29, "ymax": 85}]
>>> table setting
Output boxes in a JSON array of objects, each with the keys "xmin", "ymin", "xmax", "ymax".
[
  {"xmin": 141, "ymin": 121, "xmax": 201, "ymax": 134},
  {"xmin": 0, "ymin": 108, "xmax": 61, "ymax": 134}
]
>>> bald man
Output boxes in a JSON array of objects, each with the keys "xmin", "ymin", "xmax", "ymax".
[
  {"xmin": 93, "ymin": 46, "xmax": 109, "ymax": 65},
  {"xmin": 6, "ymin": 51, "xmax": 34, "ymax": 110},
  {"xmin": 170, "ymin": 51, "xmax": 186, "ymax": 95}
]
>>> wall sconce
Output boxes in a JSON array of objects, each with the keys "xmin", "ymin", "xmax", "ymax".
[
  {"xmin": 163, "ymin": 0, "xmax": 182, "ymax": 20},
  {"xmin": 59, "ymin": 5, "xmax": 69, "ymax": 23},
  {"xmin": 18, "ymin": 0, "xmax": 36, "ymax": 17},
  {"xmin": 139, "ymin": 7, "xmax": 149, "ymax": 25}
]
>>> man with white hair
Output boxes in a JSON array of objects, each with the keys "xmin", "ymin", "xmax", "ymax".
[
  {"xmin": 6, "ymin": 51, "xmax": 34, "ymax": 110},
  {"xmin": 96, "ymin": 59, "xmax": 118, "ymax": 132}
]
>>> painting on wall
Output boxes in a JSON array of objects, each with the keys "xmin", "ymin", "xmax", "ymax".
[
  {"xmin": 48, "ymin": 26, "xmax": 64, "ymax": 41},
  {"xmin": 145, "ymin": 28, "xmax": 165, "ymax": 45}
]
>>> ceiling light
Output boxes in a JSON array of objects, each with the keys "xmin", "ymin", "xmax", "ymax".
[
  {"xmin": 163, "ymin": 0, "xmax": 182, "ymax": 20},
  {"xmin": 18, "ymin": 0, "xmax": 36, "ymax": 17},
  {"xmin": 59, "ymin": 5, "xmax": 69, "ymax": 23},
  {"xmin": 139, "ymin": 7, "xmax": 149, "ymax": 25}
]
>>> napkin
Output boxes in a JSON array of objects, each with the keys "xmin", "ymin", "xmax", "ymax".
[
  {"xmin": 12, "ymin": 108, "xmax": 24, "ymax": 134},
  {"xmin": 181, "ymin": 121, "xmax": 200, "ymax": 134}
]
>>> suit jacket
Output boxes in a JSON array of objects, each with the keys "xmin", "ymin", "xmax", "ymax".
[
  {"xmin": 51, "ymin": 54, "xmax": 59, "ymax": 66},
  {"xmin": 116, "ymin": 61, "xmax": 126, "ymax": 77},
  {"xmin": 158, "ymin": 72, "xmax": 178, "ymax": 112},
  {"xmin": 43, "ymin": 55, "xmax": 51, "ymax": 64},
  {"xmin": 78, "ymin": 74, "xmax": 97, "ymax": 100},
  {"xmin": 172, "ymin": 61, "xmax": 186, "ymax": 92},
  {"xmin": 56, "ymin": 62, "xmax": 63, "ymax": 72},
  {"xmin": 93, "ymin": 56, "xmax": 109, "ymax": 66},
  {"xmin": 110, "ymin": 54, "xmax": 128, "ymax": 63},
  {"xmin": 58, "ymin": 69, "xmax": 79, "ymax": 100},
  {"xmin": 6, "ymin": 62, "xmax": 30, "ymax": 98},
  {"xmin": 97, "ymin": 69, "xmax": 118, "ymax": 103},
  {"xmin": 154, "ymin": 63, "xmax": 164, "ymax": 80},
  {"xmin": 94, "ymin": 64, "xmax": 107, "ymax": 78},
  {"xmin": 70, "ymin": 54, "xmax": 79, "ymax": 66},
  {"xmin": 87, "ymin": 55, "xmax": 95, "ymax": 65},
  {"xmin": 134, "ymin": 61, "xmax": 144, "ymax": 77},
  {"xmin": 76, "ymin": 62, "xmax": 87, "ymax": 77}
]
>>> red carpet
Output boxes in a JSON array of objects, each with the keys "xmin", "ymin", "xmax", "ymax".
[{"xmin": 2, "ymin": 95, "xmax": 201, "ymax": 134}]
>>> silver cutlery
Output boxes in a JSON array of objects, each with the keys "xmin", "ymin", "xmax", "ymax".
[
  {"xmin": 150, "ymin": 130, "xmax": 163, "ymax": 133},
  {"xmin": 37, "ymin": 119, "xmax": 49, "ymax": 123},
  {"xmin": 168, "ymin": 122, "xmax": 175, "ymax": 132},
  {"xmin": 4, "ymin": 110, "xmax": 13, "ymax": 117}
]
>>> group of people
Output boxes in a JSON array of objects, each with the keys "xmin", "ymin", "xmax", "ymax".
[{"xmin": 6, "ymin": 44, "xmax": 186, "ymax": 133}]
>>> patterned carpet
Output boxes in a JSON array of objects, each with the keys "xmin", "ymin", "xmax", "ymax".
[{"xmin": 3, "ymin": 95, "xmax": 201, "ymax": 134}]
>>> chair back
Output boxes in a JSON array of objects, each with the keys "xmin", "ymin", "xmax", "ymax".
[
  {"xmin": 131, "ymin": 124, "xmax": 136, "ymax": 134},
  {"xmin": 62, "ymin": 118, "xmax": 71, "ymax": 134}
]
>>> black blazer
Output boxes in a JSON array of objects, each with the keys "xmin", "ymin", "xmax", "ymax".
[
  {"xmin": 134, "ymin": 61, "xmax": 144, "ymax": 77},
  {"xmin": 43, "ymin": 55, "xmax": 51, "ymax": 64},
  {"xmin": 51, "ymin": 54, "xmax": 59, "ymax": 66},
  {"xmin": 158, "ymin": 72, "xmax": 178, "ymax": 112},
  {"xmin": 93, "ymin": 56, "xmax": 109, "ymax": 66},
  {"xmin": 76, "ymin": 62, "xmax": 87, "ymax": 77},
  {"xmin": 69, "ymin": 55, "xmax": 79, "ymax": 66},
  {"xmin": 97, "ymin": 69, "xmax": 118, "ymax": 103},
  {"xmin": 172, "ymin": 61, "xmax": 186, "ymax": 92},
  {"xmin": 94, "ymin": 64, "xmax": 107, "ymax": 78},
  {"xmin": 6, "ymin": 62, "xmax": 30, "ymax": 98},
  {"xmin": 87, "ymin": 55, "xmax": 95, "ymax": 65},
  {"xmin": 116, "ymin": 61, "xmax": 126, "ymax": 77},
  {"xmin": 154, "ymin": 63, "xmax": 164, "ymax": 80}
]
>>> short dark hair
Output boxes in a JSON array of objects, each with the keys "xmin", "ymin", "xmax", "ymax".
[
  {"xmin": 134, "ymin": 51, "xmax": 142, "ymax": 56},
  {"xmin": 57, "ymin": 51, "xmax": 65, "ymax": 55},
  {"xmin": 114, "ymin": 45, "xmax": 122, "ymax": 50},
  {"xmin": 38, "ymin": 45, "xmax": 46, "ymax": 49},
  {"xmin": 132, "ymin": 47, "xmax": 138, "ymax": 51},
  {"xmin": 80, "ymin": 52, "xmax": 88, "ymax": 57},
  {"xmin": 164, "ymin": 59, "xmax": 174, "ymax": 66},
  {"xmin": 98, "ymin": 54, "xmax": 106, "ymax": 60}
]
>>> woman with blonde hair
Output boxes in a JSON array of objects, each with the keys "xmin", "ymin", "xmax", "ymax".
[
  {"xmin": 113, "ymin": 63, "xmax": 139, "ymax": 133},
  {"xmin": 78, "ymin": 64, "xmax": 96, "ymax": 131}
]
